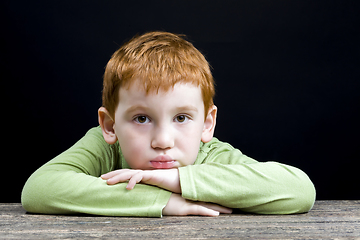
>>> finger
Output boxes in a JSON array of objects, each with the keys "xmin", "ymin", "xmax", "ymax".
[
  {"xmin": 126, "ymin": 172, "xmax": 144, "ymax": 190},
  {"xmin": 101, "ymin": 171, "xmax": 118, "ymax": 180},
  {"xmin": 187, "ymin": 204, "xmax": 220, "ymax": 217},
  {"xmin": 106, "ymin": 170, "xmax": 139, "ymax": 185},
  {"xmin": 198, "ymin": 202, "xmax": 233, "ymax": 214},
  {"xmin": 101, "ymin": 169, "xmax": 130, "ymax": 180}
]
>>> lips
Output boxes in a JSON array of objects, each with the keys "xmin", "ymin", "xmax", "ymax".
[{"xmin": 150, "ymin": 155, "xmax": 176, "ymax": 169}]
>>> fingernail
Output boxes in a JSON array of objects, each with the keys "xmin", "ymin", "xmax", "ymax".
[
  {"xmin": 225, "ymin": 208, "xmax": 233, "ymax": 214},
  {"xmin": 212, "ymin": 211, "xmax": 220, "ymax": 216}
]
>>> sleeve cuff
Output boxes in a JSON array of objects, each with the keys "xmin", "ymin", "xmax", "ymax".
[
  {"xmin": 150, "ymin": 189, "xmax": 172, "ymax": 217},
  {"xmin": 178, "ymin": 165, "xmax": 198, "ymax": 201}
]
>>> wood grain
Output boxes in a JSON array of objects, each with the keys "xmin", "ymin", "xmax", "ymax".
[{"xmin": 1, "ymin": 201, "xmax": 359, "ymax": 239}]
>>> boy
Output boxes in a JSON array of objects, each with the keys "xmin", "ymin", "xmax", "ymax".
[{"xmin": 22, "ymin": 31, "xmax": 316, "ymax": 217}]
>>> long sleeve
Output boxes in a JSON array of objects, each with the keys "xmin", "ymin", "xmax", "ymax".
[
  {"xmin": 21, "ymin": 127, "xmax": 171, "ymax": 217},
  {"xmin": 178, "ymin": 138, "xmax": 316, "ymax": 214}
]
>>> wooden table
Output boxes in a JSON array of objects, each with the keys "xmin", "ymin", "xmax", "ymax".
[{"xmin": 1, "ymin": 201, "xmax": 359, "ymax": 239}]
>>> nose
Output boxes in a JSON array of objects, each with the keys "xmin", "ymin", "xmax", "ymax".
[{"xmin": 151, "ymin": 124, "xmax": 174, "ymax": 150}]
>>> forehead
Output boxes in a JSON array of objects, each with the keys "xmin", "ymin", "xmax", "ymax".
[{"xmin": 119, "ymin": 81, "xmax": 203, "ymax": 104}]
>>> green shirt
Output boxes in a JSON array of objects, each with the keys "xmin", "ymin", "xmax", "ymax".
[{"xmin": 22, "ymin": 126, "xmax": 316, "ymax": 217}]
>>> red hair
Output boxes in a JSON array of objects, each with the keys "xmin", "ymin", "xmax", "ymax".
[{"xmin": 102, "ymin": 31, "xmax": 215, "ymax": 118}]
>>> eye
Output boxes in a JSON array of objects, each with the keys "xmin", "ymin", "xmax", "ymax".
[
  {"xmin": 134, "ymin": 115, "xmax": 150, "ymax": 124},
  {"xmin": 174, "ymin": 115, "xmax": 189, "ymax": 123}
]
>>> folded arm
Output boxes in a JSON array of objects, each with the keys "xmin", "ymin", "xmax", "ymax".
[
  {"xmin": 21, "ymin": 127, "xmax": 231, "ymax": 217},
  {"xmin": 178, "ymin": 139, "xmax": 316, "ymax": 214},
  {"xmin": 21, "ymin": 127, "xmax": 171, "ymax": 217},
  {"xmin": 97, "ymin": 137, "xmax": 316, "ymax": 215},
  {"xmin": 179, "ymin": 161, "xmax": 316, "ymax": 214}
]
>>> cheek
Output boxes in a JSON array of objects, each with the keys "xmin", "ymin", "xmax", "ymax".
[
  {"xmin": 177, "ymin": 138, "xmax": 201, "ymax": 166},
  {"xmin": 176, "ymin": 123, "xmax": 204, "ymax": 163},
  {"xmin": 115, "ymin": 126, "xmax": 148, "ymax": 168}
]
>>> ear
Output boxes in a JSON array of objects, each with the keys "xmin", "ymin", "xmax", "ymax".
[
  {"xmin": 98, "ymin": 107, "xmax": 118, "ymax": 145},
  {"xmin": 201, "ymin": 105, "xmax": 217, "ymax": 143}
]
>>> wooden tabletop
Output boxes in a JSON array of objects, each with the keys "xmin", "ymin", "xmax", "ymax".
[{"xmin": 1, "ymin": 201, "xmax": 359, "ymax": 239}]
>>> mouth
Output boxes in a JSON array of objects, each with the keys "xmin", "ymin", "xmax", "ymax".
[{"xmin": 150, "ymin": 155, "xmax": 177, "ymax": 169}]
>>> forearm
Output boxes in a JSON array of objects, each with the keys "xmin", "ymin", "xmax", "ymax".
[
  {"xmin": 22, "ymin": 167, "xmax": 172, "ymax": 217},
  {"xmin": 102, "ymin": 168, "xmax": 181, "ymax": 193},
  {"xmin": 179, "ymin": 162, "xmax": 316, "ymax": 214}
]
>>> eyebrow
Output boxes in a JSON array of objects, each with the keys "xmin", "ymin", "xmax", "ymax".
[
  {"xmin": 124, "ymin": 105, "xmax": 199, "ymax": 114},
  {"xmin": 125, "ymin": 105, "xmax": 149, "ymax": 114},
  {"xmin": 175, "ymin": 105, "xmax": 199, "ymax": 113}
]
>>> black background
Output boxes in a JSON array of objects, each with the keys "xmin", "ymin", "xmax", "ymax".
[{"xmin": 2, "ymin": 0, "xmax": 359, "ymax": 202}]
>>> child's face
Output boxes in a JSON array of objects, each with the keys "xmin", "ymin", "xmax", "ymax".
[{"xmin": 112, "ymin": 81, "xmax": 216, "ymax": 170}]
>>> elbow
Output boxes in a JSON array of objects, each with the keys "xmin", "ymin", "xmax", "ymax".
[
  {"xmin": 273, "ymin": 169, "xmax": 316, "ymax": 214},
  {"xmin": 21, "ymin": 177, "xmax": 37, "ymax": 213},
  {"xmin": 290, "ymin": 172, "xmax": 316, "ymax": 214},
  {"xmin": 274, "ymin": 165, "xmax": 316, "ymax": 214},
  {"xmin": 21, "ymin": 173, "xmax": 45, "ymax": 214},
  {"xmin": 241, "ymin": 168, "xmax": 316, "ymax": 215},
  {"xmin": 21, "ymin": 193, "xmax": 34, "ymax": 214},
  {"xmin": 21, "ymin": 171, "xmax": 60, "ymax": 214}
]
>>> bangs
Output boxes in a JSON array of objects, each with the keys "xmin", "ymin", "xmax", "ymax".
[
  {"xmin": 119, "ymin": 53, "xmax": 208, "ymax": 94},
  {"xmin": 102, "ymin": 31, "xmax": 215, "ymax": 118}
]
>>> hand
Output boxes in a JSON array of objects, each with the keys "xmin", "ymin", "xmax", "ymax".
[
  {"xmin": 101, "ymin": 169, "xmax": 181, "ymax": 193},
  {"xmin": 162, "ymin": 193, "xmax": 233, "ymax": 217}
]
